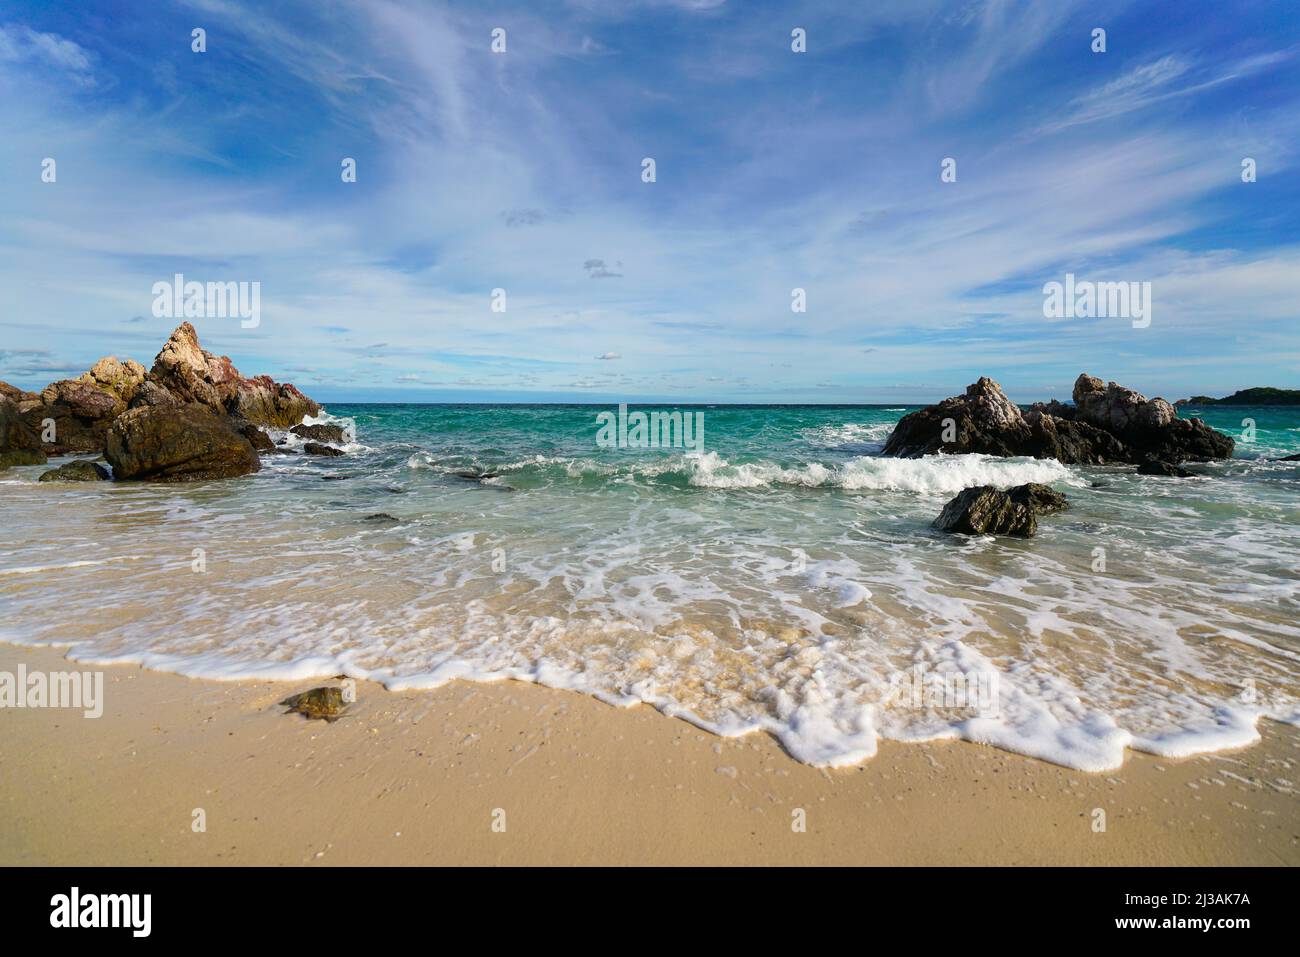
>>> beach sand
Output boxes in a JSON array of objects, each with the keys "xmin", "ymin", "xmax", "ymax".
[{"xmin": 1, "ymin": 642, "xmax": 1296, "ymax": 866}]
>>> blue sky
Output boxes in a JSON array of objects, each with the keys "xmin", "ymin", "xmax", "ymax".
[{"xmin": 1, "ymin": 0, "xmax": 1298, "ymax": 403}]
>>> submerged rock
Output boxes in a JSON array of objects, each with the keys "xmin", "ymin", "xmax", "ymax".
[
  {"xmin": 280, "ymin": 687, "xmax": 349, "ymax": 722},
  {"xmin": 933, "ymin": 482, "xmax": 1069, "ymax": 538},
  {"xmin": 106, "ymin": 404, "xmax": 261, "ymax": 482},
  {"xmin": 291, "ymin": 422, "xmax": 346, "ymax": 443},
  {"xmin": 38, "ymin": 460, "xmax": 111, "ymax": 482},
  {"xmin": 1137, "ymin": 460, "xmax": 1194, "ymax": 477},
  {"xmin": 303, "ymin": 442, "xmax": 344, "ymax": 457},
  {"xmin": 884, "ymin": 374, "xmax": 1234, "ymax": 465}
]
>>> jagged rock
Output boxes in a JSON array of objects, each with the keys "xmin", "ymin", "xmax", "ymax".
[
  {"xmin": 1278, "ymin": 453, "xmax": 1300, "ymax": 462},
  {"xmin": 883, "ymin": 377, "xmax": 1127, "ymax": 463},
  {"xmin": 933, "ymin": 483, "xmax": 1069, "ymax": 538},
  {"xmin": 1020, "ymin": 410, "xmax": 1129, "ymax": 465},
  {"xmin": 82, "ymin": 356, "xmax": 147, "ymax": 404},
  {"xmin": 143, "ymin": 323, "xmax": 320, "ymax": 429},
  {"xmin": 38, "ymin": 460, "xmax": 111, "ymax": 482},
  {"xmin": 1137, "ymin": 460, "xmax": 1193, "ymax": 477},
  {"xmin": 129, "ymin": 378, "xmax": 182, "ymax": 409},
  {"xmin": 0, "ymin": 393, "xmax": 47, "ymax": 468},
  {"xmin": 1072, "ymin": 374, "xmax": 1232, "ymax": 462},
  {"xmin": 291, "ymin": 422, "xmax": 346, "ymax": 443},
  {"xmin": 21, "ymin": 357, "xmax": 146, "ymax": 455},
  {"xmin": 882, "ymin": 377, "xmax": 1033, "ymax": 458},
  {"xmin": 146, "ymin": 322, "xmax": 241, "ymax": 412},
  {"xmin": 231, "ymin": 376, "xmax": 320, "ymax": 429},
  {"xmin": 106, "ymin": 404, "xmax": 261, "ymax": 482},
  {"xmin": 884, "ymin": 374, "xmax": 1233, "ymax": 465},
  {"xmin": 6, "ymin": 326, "xmax": 321, "ymax": 482},
  {"xmin": 302, "ymin": 441, "xmax": 344, "ymax": 457},
  {"xmin": 0, "ymin": 380, "xmax": 40, "ymax": 405}
]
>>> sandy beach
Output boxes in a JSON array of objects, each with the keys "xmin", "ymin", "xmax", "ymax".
[{"xmin": 2, "ymin": 642, "xmax": 1296, "ymax": 867}]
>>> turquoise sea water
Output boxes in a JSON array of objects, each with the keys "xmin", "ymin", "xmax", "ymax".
[{"xmin": 2, "ymin": 402, "xmax": 1297, "ymax": 770}]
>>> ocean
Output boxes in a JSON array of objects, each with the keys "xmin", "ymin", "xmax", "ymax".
[{"xmin": 2, "ymin": 403, "xmax": 1297, "ymax": 771}]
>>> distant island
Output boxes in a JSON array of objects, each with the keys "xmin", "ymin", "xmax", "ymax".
[{"xmin": 1175, "ymin": 387, "xmax": 1300, "ymax": 407}]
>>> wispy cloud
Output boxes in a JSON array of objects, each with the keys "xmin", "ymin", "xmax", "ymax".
[{"xmin": 0, "ymin": 0, "xmax": 1297, "ymax": 402}]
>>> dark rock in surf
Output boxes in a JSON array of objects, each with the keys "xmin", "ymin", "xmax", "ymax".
[
  {"xmin": 1136, "ymin": 460, "xmax": 1194, "ymax": 477},
  {"xmin": 38, "ymin": 460, "xmax": 111, "ymax": 482},
  {"xmin": 303, "ymin": 442, "xmax": 344, "ymax": 457},
  {"xmin": 933, "ymin": 483, "xmax": 1069, "ymax": 538},
  {"xmin": 291, "ymin": 423, "xmax": 346, "ymax": 444},
  {"xmin": 883, "ymin": 374, "xmax": 1234, "ymax": 466},
  {"xmin": 106, "ymin": 404, "xmax": 261, "ymax": 482},
  {"xmin": 231, "ymin": 418, "xmax": 276, "ymax": 453},
  {"xmin": 1071, "ymin": 374, "xmax": 1232, "ymax": 463}
]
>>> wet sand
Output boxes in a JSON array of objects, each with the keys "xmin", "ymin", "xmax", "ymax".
[{"xmin": 1, "ymin": 642, "xmax": 1296, "ymax": 866}]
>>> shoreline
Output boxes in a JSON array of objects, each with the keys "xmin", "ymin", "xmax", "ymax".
[{"xmin": 2, "ymin": 642, "xmax": 1297, "ymax": 866}]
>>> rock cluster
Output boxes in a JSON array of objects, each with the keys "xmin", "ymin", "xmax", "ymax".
[
  {"xmin": 0, "ymin": 323, "xmax": 326, "ymax": 481},
  {"xmin": 883, "ymin": 374, "xmax": 1233, "ymax": 466}
]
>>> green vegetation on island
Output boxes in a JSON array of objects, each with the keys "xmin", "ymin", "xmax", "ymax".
[{"xmin": 1175, "ymin": 387, "xmax": 1300, "ymax": 407}]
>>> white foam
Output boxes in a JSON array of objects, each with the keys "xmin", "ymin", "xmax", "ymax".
[
  {"xmin": 683, "ymin": 450, "xmax": 1077, "ymax": 494},
  {"xmin": 0, "ymin": 556, "xmax": 144, "ymax": 576}
]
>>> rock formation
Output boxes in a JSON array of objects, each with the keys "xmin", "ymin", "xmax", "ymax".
[
  {"xmin": 19, "ymin": 357, "xmax": 146, "ymax": 454},
  {"xmin": 3, "ymin": 323, "xmax": 324, "ymax": 481},
  {"xmin": 933, "ymin": 483, "xmax": 1069, "ymax": 537},
  {"xmin": 146, "ymin": 323, "xmax": 320, "ymax": 427},
  {"xmin": 1070, "ymin": 375, "xmax": 1232, "ymax": 462},
  {"xmin": 883, "ymin": 374, "xmax": 1234, "ymax": 466},
  {"xmin": 106, "ymin": 404, "xmax": 262, "ymax": 482}
]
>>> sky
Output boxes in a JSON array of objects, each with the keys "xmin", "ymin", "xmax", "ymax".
[{"xmin": 1, "ymin": 0, "xmax": 1298, "ymax": 404}]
